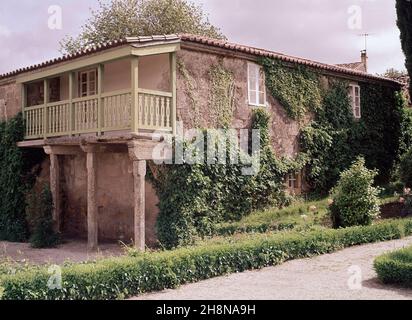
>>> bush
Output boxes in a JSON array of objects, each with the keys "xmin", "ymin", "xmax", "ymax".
[
  {"xmin": 399, "ymin": 147, "xmax": 412, "ymax": 188},
  {"xmin": 329, "ymin": 157, "xmax": 380, "ymax": 228},
  {"xmin": 1, "ymin": 218, "xmax": 412, "ymax": 300},
  {"xmin": 374, "ymin": 245, "xmax": 412, "ymax": 287},
  {"xmin": 28, "ymin": 185, "xmax": 59, "ymax": 248}
]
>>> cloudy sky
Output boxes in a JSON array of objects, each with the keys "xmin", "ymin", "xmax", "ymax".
[{"xmin": 0, "ymin": 0, "xmax": 406, "ymax": 75}]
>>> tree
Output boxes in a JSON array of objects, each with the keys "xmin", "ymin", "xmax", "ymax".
[
  {"xmin": 396, "ymin": 0, "xmax": 412, "ymax": 98},
  {"xmin": 60, "ymin": 0, "xmax": 225, "ymax": 54},
  {"xmin": 380, "ymin": 68, "xmax": 408, "ymax": 79}
]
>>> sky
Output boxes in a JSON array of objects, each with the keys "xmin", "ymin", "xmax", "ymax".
[{"xmin": 0, "ymin": 0, "xmax": 406, "ymax": 75}]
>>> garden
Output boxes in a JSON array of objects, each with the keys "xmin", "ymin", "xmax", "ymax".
[{"xmin": 1, "ymin": 58, "xmax": 412, "ymax": 299}]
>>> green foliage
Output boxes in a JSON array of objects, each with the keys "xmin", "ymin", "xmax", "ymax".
[
  {"xmin": 1, "ymin": 218, "xmax": 412, "ymax": 300},
  {"xmin": 358, "ymin": 83, "xmax": 404, "ymax": 184},
  {"xmin": 329, "ymin": 158, "xmax": 380, "ymax": 228},
  {"xmin": 260, "ymin": 58, "xmax": 323, "ymax": 120},
  {"xmin": 399, "ymin": 147, "xmax": 412, "ymax": 188},
  {"xmin": 300, "ymin": 80, "xmax": 406, "ymax": 193},
  {"xmin": 396, "ymin": 0, "xmax": 412, "ymax": 99},
  {"xmin": 208, "ymin": 63, "xmax": 235, "ymax": 128},
  {"xmin": 215, "ymin": 198, "xmax": 330, "ymax": 236},
  {"xmin": 0, "ymin": 114, "xmax": 28, "ymax": 241},
  {"xmin": 61, "ymin": 0, "xmax": 225, "ymax": 54},
  {"xmin": 153, "ymin": 109, "xmax": 292, "ymax": 249},
  {"xmin": 27, "ymin": 185, "xmax": 59, "ymax": 249},
  {"xmin": 300, "ymin": 81, "xmax": 356, "ymax": 192},
  {"xmin": 398, "ymin": 92, "xmax": 412, "ymax": 157},
  {"xmin": 374, "ymin": 245, "xmax": 412, "ymax": 287}
]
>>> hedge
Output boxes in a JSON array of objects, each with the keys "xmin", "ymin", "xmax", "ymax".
[
  {"xmin": 374, "ymin": 245, "xmax": 412, "ymax": 287},
  {"xmin": 1, "ymin": 218, "xmax": 412, "ymax": 300}
]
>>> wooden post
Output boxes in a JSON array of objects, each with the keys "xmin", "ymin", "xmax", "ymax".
[
  {"xmin": 21, "ymin": 84, "xmax": 26, "ymax": 136},
  {"xmin": 86, "ymin": 151, "xmax": 98, "ymax": 251},
  {"xmin": 97, "ymin": 64, "xmax": 104, "ymax": 135},
  {"xmin": 170, "ymin": 52, "xmax": 177, "ymax": 135},
  {"xmin": 131, "ymin": 57, "xmax": 139, "ymax": 133},
  {"xmin": 43, "ymin": 79, "xmax": 49, "ymax": 138},
  {"xmin": 69, "ymin": 72, "xmax": 75, "ymax": 135},
  {"xmin": 132, "ymin": 159, "xmax": 146, "ymax": 251},
  {"xmin": 49, "ymin": 153, "xmax": 61, "ymax": 232}
]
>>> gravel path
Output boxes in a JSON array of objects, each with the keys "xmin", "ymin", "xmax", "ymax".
[{"xmin": 133, "ymin": 237, "xmax": 412, "ymax": 300}]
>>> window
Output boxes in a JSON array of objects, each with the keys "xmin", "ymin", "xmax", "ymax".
[
  {"xmin": 248, "ymin": 63, "xmax": 266, "ymax": 106},
  {"xmin": 286, "ymin": 172, "xmax": 300, "ymax": 189},
  {"xmin": 78, "ymin": 69, "xmax": 97, "ymax": 97},
  {"xmin": 349, "ymin": 84, "xmax": 361, "ymax": 119}
]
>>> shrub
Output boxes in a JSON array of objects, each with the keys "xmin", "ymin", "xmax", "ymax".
[
  {"xmin": 374, "ymin": 245, "xmax": 412, "ymax": 287},
  {"xmin": 329, "ymin": 157, "xmax": 380, "ymax": 228},
  {"xmin": 28, "ymin": 185, "xmax": 59, "ymax": 248},
  {"xmin": 399, "ymin": 147, "xmax": 412, "ymax": 188},
  {"xmin": 1, "ymin": 218, "xmax": 411, "ymax": 300}
]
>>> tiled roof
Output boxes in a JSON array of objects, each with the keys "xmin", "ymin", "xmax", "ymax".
[
  {"xmin": 336, "ymin": 62, "xmax": 366, "ymax": 72},
  {"xmin": 179, "ymin": 34, "xmax": 398, "ymax": 85},
  {"xmin": 0, "ymin": 35, "xmax": 180, "ymax": 81},
  {"xmin": 0, "ymin": 33, "xmax": 401, "ymax": 86}
]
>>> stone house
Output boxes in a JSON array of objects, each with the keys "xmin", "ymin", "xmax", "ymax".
[{"xmin": 0, "ymin": 34, "xmax": 402, "ymax": 250}]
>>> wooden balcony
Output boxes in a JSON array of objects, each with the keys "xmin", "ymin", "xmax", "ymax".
[
  {"xmin": 24, "ymin": 88, "xmax": 173, "ymax": 139},
  {"xmin": 21, "ymin": 50, "xmax": 177, "ymax": 140}
]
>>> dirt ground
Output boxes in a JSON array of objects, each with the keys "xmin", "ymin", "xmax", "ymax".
[
  {"xmin": 133, "ymin": 237, "xmax": 412, "ymax": 300},
  {"xmin": 0, "ymin": 240, "xmax": 124, "ymax": 265}
]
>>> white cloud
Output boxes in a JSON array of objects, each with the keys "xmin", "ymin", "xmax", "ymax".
[{"xmin": 0, "ymin": 25, "xmax": 11, "ymax": 38}]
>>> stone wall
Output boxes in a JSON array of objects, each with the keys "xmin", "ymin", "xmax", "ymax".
[
  {"xmin": 176, "ymin": 49, "xmax": 310, "ymax": 159},
  {"xmin": 0, "ymin": 80, "xmax": 21, "ymax": 121},
  {"xmin": 33, "ymin": 152, "xmax": 159, "ymax": 246}
]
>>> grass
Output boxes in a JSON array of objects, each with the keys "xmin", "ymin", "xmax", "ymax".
[{"xmin": 214, "ymin": 195, "xmax": 401, "ymax": 237}]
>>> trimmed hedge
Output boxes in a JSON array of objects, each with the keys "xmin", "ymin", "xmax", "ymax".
[
  {"xmin": 1, "ymin": 218, "xmax": 412, "ymax": 300},
  {"xmin": 374, "ymin": 245, "xmax": 412, "ymax": 287}
]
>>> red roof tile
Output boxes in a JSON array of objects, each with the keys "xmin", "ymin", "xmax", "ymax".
[{"xmin": 0, "ymin": 34, "xmax": 401, "ymax": 86}]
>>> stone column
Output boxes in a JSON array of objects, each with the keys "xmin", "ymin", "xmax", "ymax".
[
  {"xmin": 49, "ymin": 153, "xmax": 61, "ymax": 232},
  {"xmin": 132, "ymin": 160, "xmax": 146, "ymax": 251},
  {"xmin": 86, "ymin": 151, "xmax": 98, "ymax": 251}
]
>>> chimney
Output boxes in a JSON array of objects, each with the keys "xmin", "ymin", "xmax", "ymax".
[{"xmin": 361, "ymin": 50, "xmax": 368, "ymax": 73}]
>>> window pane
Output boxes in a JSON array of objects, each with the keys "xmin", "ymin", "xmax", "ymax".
[
  {"xmin": 249, "ymin": 90, "xmax": 257, "ymax": 105},
  {"xmin": 355, "ymin": 97, "xmax": 360, "ymax": 107},
  {"xmin": 259, "ymin": 92, "xmax": 265, "ymax": 105},
  {"xmin": 89, "ymin": 71, "xmax": 96, "ymax": 81},
  {"xmin": 81, "ymin": 73, "xmax": 87, "ymax": 82},
  {"xmin": 355, "ymin": 86, "xmax": 360, "ymax": 96}
]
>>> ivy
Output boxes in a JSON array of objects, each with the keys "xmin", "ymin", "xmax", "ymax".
[
  {"xmin": 152, "ymin": 109, "xmax": 295, "ymax": 249},
  {"xmin": 177, "ymin": 59, "xmax": 201, "ymax": 127},
  {"xmin": 0, "ymin": 114, "xmax": 28, "ymax": 241},
  {"xmin": 260, "ymin": 58, "xmax": 323, "ymax": 120},
  {"xmin": 208, "ymin": 63, "xmax": 235, "ymax": 128},
  {"xmin": 300, "ymin": 80, "xmax": 407, "ymax": 194}
]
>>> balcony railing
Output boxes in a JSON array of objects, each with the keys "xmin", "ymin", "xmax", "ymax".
[{"xmin": 24, "ymin": 89, "xmax": 173, "ymax": 139}]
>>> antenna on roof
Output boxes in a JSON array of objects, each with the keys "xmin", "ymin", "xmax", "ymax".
[{"xmin": 358, "ymin": 33, "xmax": 374, "ymax": 52}]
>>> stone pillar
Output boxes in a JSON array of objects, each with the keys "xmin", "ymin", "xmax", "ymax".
[
  {"xmin": 132, "ymin": 160, "xmax": 146, "ymax": 251},
  {"xmin": 86, "ymin": 151, "xmax": 98, "ymax": 251},
  {"xmin": 49, "ymin": 153, "xmax": 61, "ymax": 232}
]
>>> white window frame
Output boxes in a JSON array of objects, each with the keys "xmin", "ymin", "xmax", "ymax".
[
  {"xmin": 247, "ymin": 63, "xmax": 267, "ymax": 107},
  {"xmin": 349, "ymin": 84, "xmax": 361, "ymax": 119},
  {"xmin": 78, "ymin": 69, "xmax": 97, "ymax": 97}
]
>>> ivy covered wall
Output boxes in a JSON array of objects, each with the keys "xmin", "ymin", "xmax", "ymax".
[{"xmin": 260, "ymin": 58, "xmax": 407, "ymax": 194}]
